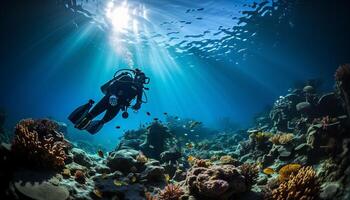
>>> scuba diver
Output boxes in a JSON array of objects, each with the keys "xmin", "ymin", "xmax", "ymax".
[{"xmin": 68, "ymin": 68, "xmax": 150, "ymax": 134}]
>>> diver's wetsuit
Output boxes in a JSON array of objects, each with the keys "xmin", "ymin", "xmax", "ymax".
[{"xmin": 87, "ymin": 75, "xmax": 143, "ymax": 124}]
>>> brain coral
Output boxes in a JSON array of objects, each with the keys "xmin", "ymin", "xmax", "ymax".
[
  {"xmin": 12, "ymin": 119, "xmax": 68, "ymax": 169},
  {"xmin": 186, "ymin": 164, "xmax": 247, "ymax": 200},
  {"xmin": 272, "ymin": 166, "xmax": 320, "ymax": 200}
]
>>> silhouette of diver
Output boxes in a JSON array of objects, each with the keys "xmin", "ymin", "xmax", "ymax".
[{"xmin": 68, "ymin": 68, "xmax": 150, "ymax": 134}]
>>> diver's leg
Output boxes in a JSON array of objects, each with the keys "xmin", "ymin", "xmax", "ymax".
[
  {"xmin": 88, "ymin": 95, "xmax": 109, "ymax": 119},
  {"xmin": 75, "ymin": 96, "xmax": 109, "ymax": 129},
  {"xmin": 85, "ymin": 106, "xmax": 120, "ymax": 134},
  {"xmin": 101, "ymin": 106, "xmax": 120, "ymax": 124}
]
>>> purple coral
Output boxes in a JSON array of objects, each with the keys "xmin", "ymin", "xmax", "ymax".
[{"xmin": 186, "ymin": 165, "xmax": 247, "ymax": 199}]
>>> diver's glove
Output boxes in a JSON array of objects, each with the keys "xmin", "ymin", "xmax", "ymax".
[
  {"xmin": 132, "ymin": 102, "xmax": 141, "ymax": 111},
  {"xmin": 109, "ymin": 95, "xmax": 118, "ymax": 106}
]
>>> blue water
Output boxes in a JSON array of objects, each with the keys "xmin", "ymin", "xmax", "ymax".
[{"xmin": 1, "ymin": 0, "xmax": 349, "ymax": 150}]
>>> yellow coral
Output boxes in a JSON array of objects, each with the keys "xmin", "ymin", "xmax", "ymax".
[
  {"xmin": 250, "ymin": 132, "xmax": 273, "ymax": 142},
  {"xmin": 270, "ymin": 133, "xmax": 294, "ymax": 145},
  {"xmin": 136, "ymin": 151, "xmax": 148, "ymax": 164},
  {"xmin": 219, "ymin": 155, "xmax": 237, "ymax": 165},
  {"xmin": 272, "ymin": 166, "xmax": 320, "ymax": 200},
  {"xmin": 278, "ymin": 163, "xmax": 302, "ymax": 182}
]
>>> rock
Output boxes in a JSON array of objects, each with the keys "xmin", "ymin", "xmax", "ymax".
[
  {"xmin": 294, "ymin": 143, "xmax": 310, "ymax": 154},
  {"xmin": 94, "ymin": 172, "xmax": 144, "ymax": 200},
  {"xmin": 240, "ymin": 153, "xmax": 252, "ymax": 162},
  {"xmin": 94, "ymin": 164, "xmax": 111, "ymax": 174},
  {"xmin": 160, "ymin": 150, "xmax": 182, "ymax": 162},
  {"xmin": 106, "ymin": 149, "xmax": 139, "ymax": 174},
  {"xmin": 256, "ymin": 175, "xmax": 267, "ymax": 185},
  {"xmin": 296, "ymin": 102, "xmax": 312, "ymax": 113},
  {"xmin": 303, "ymin": 85, "xmax": 314, "ymax": 93},
  {"xmin": 318, "ymin": 93, "xmax": 344, "ymax": 117},
  {"xmin": 173, "ymin": 169, "xmax": 187, "ymax": 182},
  {"xmin": 71, "ymin": 148, "xmax": 93, "ymax": 167},
  {"xmin": 278, "ymin": 146, "xmax": 293, "ymax": 160},
  {"xmin": 65, "ymin": 162, "xmax": 87, "ymax": 173},
  {"xmin": 141, "ymin": 165, "xmax": 165, "ymax": 182},
  {"xmin": 14, "ymin": 181, "xmax": 69, "ymax": 200},
  {"xmin": 320, "ymin": 182, "xmax": 341, "ymax": 199}
]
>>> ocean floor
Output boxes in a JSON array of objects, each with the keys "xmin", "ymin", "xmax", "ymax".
[{"xmin": 1, "ymin": 64, "xmax": 350, "ymax": 200}]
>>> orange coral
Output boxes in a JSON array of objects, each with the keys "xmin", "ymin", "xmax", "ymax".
[
  {"xmin": 278, "ymin": 163, "xmax": 302, "ymax": 182},
  {"xmin": 272, "ymin": 166, "xmax": 320, "ymax": 200},
  {"xmin": 11, "ymin": 119, "xmax": 67, "ymax": 169},
  {"xmin": 158, "ymin": 184, "xmax": 184, "ymax": 200},
  {"xmin": 270, "ymin": 133, "xmax": 294, "ymax": 145}
]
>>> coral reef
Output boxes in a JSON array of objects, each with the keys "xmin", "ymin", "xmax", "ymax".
[
  {"xmin": 11, "ymin": 119, "xmax": 68, "ymax": 169},
  {"xmin": 271, "ymin": 166, "xmax": 320, "ymax": 200},
  {"xmin": 1, "ymin": 66, "xmax": 350, "ymax": 200}
]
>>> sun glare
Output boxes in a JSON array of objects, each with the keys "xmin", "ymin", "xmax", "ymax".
[{"xmin": 106, "ymin": 2, "xmax": 130, "ymax": 32}]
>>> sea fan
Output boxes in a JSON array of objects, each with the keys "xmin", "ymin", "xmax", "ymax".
[{"xmin": 158, "ymin": 184, "xmax": 184, "ymax": 200}]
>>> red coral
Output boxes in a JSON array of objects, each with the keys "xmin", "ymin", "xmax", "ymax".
[
  {"xmin": 74, "ymin": 170, "xmax": 86, "ymax": 184},
  {"xmin": 158, "ymin": 184, "xmax": 184, "ymax": 200},
  {"xmin": 11, "ymin": 119, "xmax": 68, "ymax": 169}
]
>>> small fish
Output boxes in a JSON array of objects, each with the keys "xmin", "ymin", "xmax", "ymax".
[
  {"xmin": 184, "ymin": 133, "xmax": 188, "ymax": 136},
  {"xmin": 263, "ymin": 167, "xmax": 275, "ymax": 175},
  {"xmin": 189, "ymin": 121, "xmax": 202, "ymax": 129},
  {"xmin": 114, "ymin": 180, "xmax": 128, "ymax": 187},
  {"xmin": 186, "ymin": 142, "xmax": 194, "ymax": 149},
  {"xmin": 164, "ymin": 174, "xmax": 170, "ymax": 183},
  {"xmin": 187, "ymin": 155, "xmax": 196, "ymax": 164},
  {"xmin": 131, "ymin": 176, "xmax": 137, "ymax": 183},
  {"xmin": 149, "ymin": 145, "xmax": 154, "ymax": 149},
  {"xmin": 146, "ymin": 112, "xmax": 151, "ymax": 116},
  {"xmin": 97, "ymin": 150, "xmax": 104, "ymax": 158},
  {"xmin": 116, "ymin": 126, "xmax": 121, "ymax": 129},
  {"xmin": 153, "ymin": 118, "xmax": 159, "ymax": 121},
  {"xmin": 93, "ymin": 189, "xmax": 103, "ymax": 198},
  {"xmin": 163, "ymin": 112, "xmax": 168, "ymax": 115}
]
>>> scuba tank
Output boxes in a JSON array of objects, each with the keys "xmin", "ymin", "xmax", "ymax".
[
  {"xmin": 68, "ymin": 99, "xmax": 95, "ymax": 124},
  {"xmin": 100, "ymin": 72, "xmax": 132, "ymax": 94}
]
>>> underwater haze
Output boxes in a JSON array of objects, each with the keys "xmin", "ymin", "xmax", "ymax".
[{"xmin": 1, "ymin": 0, "xmax": 350, "ymax": 150}]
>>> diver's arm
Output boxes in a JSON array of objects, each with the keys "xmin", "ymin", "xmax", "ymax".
[{"xmin": 132, "ymin": 87, "xmax": 143, "ymax": 110}]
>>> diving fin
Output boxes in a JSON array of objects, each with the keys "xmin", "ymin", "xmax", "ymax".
[
  {"xmin": 68, "ymin": 99, "xmax": 94, "ymax": 124},
  {"xmin": 86, "ymin": 120, "xmax": 104, "ymax": 134},
  {"xmin": 75, "ymin": 116, "xmax": 92, "ymax": 130}
]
